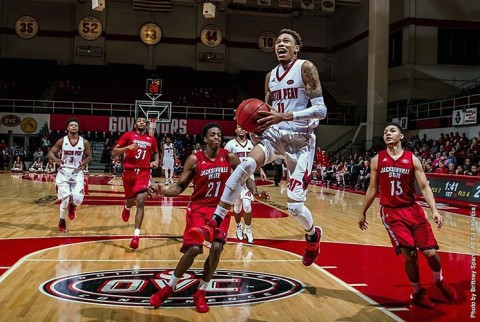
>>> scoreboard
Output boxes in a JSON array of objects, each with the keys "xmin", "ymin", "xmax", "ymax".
[{"xmin": 419, "ymin": 173, "xmax": 480, "ymax": 205}]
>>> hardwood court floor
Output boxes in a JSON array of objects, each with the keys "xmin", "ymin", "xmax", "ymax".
[{"xmin": 0, "ymin": 172, "xmax": 477, "ymax": 321}]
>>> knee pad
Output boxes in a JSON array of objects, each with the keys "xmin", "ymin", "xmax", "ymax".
[
  {"xmin": 242, "ymin": 199, "xmax": 252, "ymax": 213},
  {"xmin": 224, "ymin": 157, "xmax": 258, "ymax": 197},
  {"xmin": 287, "ymin": 202, "xmax": 313, "ymax": 232},
  {"xmin": 287, "ymin": 202, "xmax": 304, "ymax": 217},
  {"xmin": 72, "ymin": 193, "xmax": 84, "ymax": 206}
]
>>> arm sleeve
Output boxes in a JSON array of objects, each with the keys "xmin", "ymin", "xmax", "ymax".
[{"xmin": 292, "ymin": 97, "xmax": 327, "ymax": 121}]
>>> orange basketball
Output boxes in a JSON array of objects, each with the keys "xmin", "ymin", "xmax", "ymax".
[{"xmin": 235, "ymin": 98, "xmax": 268, "ymax": 133}]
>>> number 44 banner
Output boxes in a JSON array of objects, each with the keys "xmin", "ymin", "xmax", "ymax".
[{"xmin": 452, "ymin": 108, "xmax": 477, "ymax": 126}]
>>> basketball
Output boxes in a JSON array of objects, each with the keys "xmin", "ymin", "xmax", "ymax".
[{"xmin": 235, "ymin": 98, "xmax": 268, "ymax": 133}]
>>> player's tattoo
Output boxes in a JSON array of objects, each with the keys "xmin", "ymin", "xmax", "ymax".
[{"xmin": 302, "ymin": 61, "xmax": 322, "ymax": 98}]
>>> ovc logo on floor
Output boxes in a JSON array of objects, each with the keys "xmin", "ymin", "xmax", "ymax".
[{"xmin": 40, "ymin": 269, "xmax": 304, "ymax": 307}]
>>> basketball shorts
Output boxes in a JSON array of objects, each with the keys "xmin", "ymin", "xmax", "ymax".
[
  {"xmin": 381, "ymin": 203, "xmax": 439, "ymax": 254},
  {"xmin": 253, "ymin": 126, "xmax": 316, "ymax": 202},
  {"xmin": 180, "ymin": 203, "xmax": 231, "ymax": 253},
  {"xmin": 122, "ymin": 168, "xmax": 151, "ymax": 199},
  {"xmin": 163, "ymin": 158, "xmax": 174, "ymax": 170},
  {"xmin": 56, "ymin": 167, "xmax": 85, "ymax": 200}
]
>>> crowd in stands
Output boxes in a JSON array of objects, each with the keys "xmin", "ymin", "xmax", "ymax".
[
  {"xmin": 2, "ymin": 130, "xmax": 480, "ymax": 192},
  {"xmin": 312, "ymin": 130, "xmax": 480, "ymax": 191}
]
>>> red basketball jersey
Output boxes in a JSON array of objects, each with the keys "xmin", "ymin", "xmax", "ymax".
[
  {"xmin": 117, "ymin": 131, "xmax": 158, "ymax": 170},
  {"xmin": 191, "ymin": 148, "xmax": 231, "ymax": 207},
  {"xmin": 377, "ymin": 150, "xmax": 416, "ymax": 207}
]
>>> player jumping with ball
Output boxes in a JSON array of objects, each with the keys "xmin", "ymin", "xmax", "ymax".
[{"xmin": 188, "ymin": 29, "xmax": 327, "ymax": 266}]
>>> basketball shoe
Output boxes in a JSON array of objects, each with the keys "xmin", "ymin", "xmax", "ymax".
[
  {"xmin": 122, "ymin": 206, "xmax": 131, "ymax": 222},
  {"xmin": 411, "ymin": 288, "xmax": 435, "ymax": 308},
  {"xmin": 302, "ymin": 226, "xmax": 322, "ymax": 266},
  {"xmin": 236, "ymin": 223, "xmax": 244, "ymax": 241},
  {"xmin": 150, "ymin": 285, "xmax": 173, "ymax": 308},
  {"xmin": 193, "ymin": 289, "xmax": 209, "ymax": 313},
  {"xmin": 68, "ymin": 202, "xmax": 76, "ymax": 220},
  {"xmin": 58, "ymin": 219, "xmax": 67, "ymax": 232},
  {"xmin": 436, "ymin": 280, "xmax": 457, "ymax": 302},
  {"xmin": 129, "ymin": 236, "xmax": 139, "ymax": 250},
  {"xmin": 188, "ymin": 219, "xmax": 217, "ymax": 244},
  {"xmin": 244, "ymin": 226, "xmax": 254, "ymax": 244}
]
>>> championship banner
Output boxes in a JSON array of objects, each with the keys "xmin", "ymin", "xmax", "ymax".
[
  {"xmin": 258, "ymin": 0, "xmax": 271, "ymax": 6},
  {"xmin": 49, "ymin": 114, "xmax": 236, "ymax": 136},
  {"xmin": 0, "ymin": 113, "xmax": 49, "ymax": 135},
  {"xmin": 301, "ymin": 0, "xmax": 314, "ymax": 10},
  {"xmin": 452, "ymin": 110, "xmax": 464, "ymax": 126},
  {"xmin": 278, "ymin": 0, "xmax": 292, "ymax": 8}
]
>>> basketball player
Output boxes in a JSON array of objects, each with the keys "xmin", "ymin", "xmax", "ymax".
[
  {"xmin": 358, "ymin": 122, "xmax": 457, "ymax": 308},
  {"xmin": 112, "ymin": 117, "xmax": 159, "ymax": 250},
  {"xmin": 148, "ymin": 123, "xmax": 268, "ymax": 313},
  {"xmin": 160, "ymin": 136, "xmax": 176, "ymax": 185},
  {"xmin": 224, "ymin": 124, "xmax": 266, "ymax": 243},
  {"xmin": 48, "ymin": 118, "xmax": 92, "ymax": 232},
  {"xmin": 188, "ymin": 29, "xmax": 326, "ymax": 266}
]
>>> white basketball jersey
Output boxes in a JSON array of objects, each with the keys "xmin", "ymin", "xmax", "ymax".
[
  {"xmin": 225, "ymin": 138, "xmax": 255, "ymax": 181},
  {"xmin": 163, "ymin": 143, "xmax": 174, "ymax": 160},
  {"xmin": 268, "ymin": 58, "xmax": 319, "ymax": 132},
  {"xmin": 60, "ymin": 136, "xmax": 85, "ymax": 169}
]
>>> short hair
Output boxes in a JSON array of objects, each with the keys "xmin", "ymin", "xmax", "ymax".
[
  {"xmin": 385, "ymin": 121, "xmax": 404, "ymax": 134},
  {"xmin": 202, "ymin": 123, "xmax": 221, "ymax": 139},
  {"xmin": 66, "ymin": 118, "xmax": 80, "ymax": 128},
  {"xmin": 279, "ymin": 29, "xmax": 303, "ymax": 50}
]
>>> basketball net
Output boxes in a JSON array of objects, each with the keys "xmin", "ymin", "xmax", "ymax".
[{"xmin": 148, "ymin": 118, "xmax": 157, "ymax": 136}]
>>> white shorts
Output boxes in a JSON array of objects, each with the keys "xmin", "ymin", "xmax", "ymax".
[
  {"xmin": 56, "ymin": 167, "xmax": 85, "ymax": 200},
  {"xmin": 252, "ymin": 126, "xmax": 316, "ymax": 202},
  {"xmin": 163, "ymin": 158, "xmax": 174, "ymax": 170}
]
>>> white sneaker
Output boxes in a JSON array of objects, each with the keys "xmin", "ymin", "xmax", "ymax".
[
  {"xmin": 236, "ymin": 224, "xmax": 243, "ymax": 241},
  {"xmin": 244, "ymin": 227, "xmax": 254, "ymax": 244}
]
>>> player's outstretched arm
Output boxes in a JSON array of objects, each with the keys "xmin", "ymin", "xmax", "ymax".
[{"xmin": 155, "ymin": 154, "xmax": 196, "ymax": 198}]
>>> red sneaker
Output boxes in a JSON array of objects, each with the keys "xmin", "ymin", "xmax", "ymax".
[
  {"xmin": 58, "ymin": 219, "xmax": 67, "ymax": 232},
  {"xmin": 122, "ymin": 207, "xmax": 131, "ymax": 222},
  {"xmin": 150, "ymin": 285, "xmax": 173, "ymax": 308},
  {"xmin": 302, "ymin": 226, "xmax": 322, "ymax": 266},
  {"xmin": 193, "ymin": 289, "xmax": 209, "ymax": 313},
  {"xmin": 68, "ymin": 202, "xmax": 76, "ymax": 220},
  {"xmin": 411, "ymin": 288, "xmax": 435, "ymax": 308},
  {"xmin": 188, "ymin": 219, "xmax": 217, "ymax": 244},
  {"xmin": 129, "ymin": 236, "xmax": 139, "ymax": 250},
  {"xmin": 436, "ymin": 280, "xmax": 457, "ymax": 302}
]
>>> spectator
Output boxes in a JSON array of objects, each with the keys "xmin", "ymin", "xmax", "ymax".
[
  {"xmin": 11, "ymin": 156, "xmax": 23, "ymax": 172},
  {"xmin": 29, "ymin": 157, "xmax": 44, "ymax": 173}
]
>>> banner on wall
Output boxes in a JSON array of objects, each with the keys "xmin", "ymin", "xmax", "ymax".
[
  {"xmin": 49, "ymin": 114, "xmax": 236, "ymax": 136},
  {"xmin": 301, "ymin": 0, "xmax": 314, "ymax": 10},
  {"xmin": 278, "ymin": 0, "xmax": 292, "ymax": 8},
  {"xmin": 464, "ymin": 107, "xmax": 477, "ymax": 125},
  {"xmin": 0, "ymin": 113, "xmax": 49, "ymax": 135}
]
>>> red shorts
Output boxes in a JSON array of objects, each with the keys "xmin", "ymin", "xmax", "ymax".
[
  {"xmin": 122, "ymin": 168, "xmax": 151, "ymax": 199},
  {"xmin": 381, "ymin": 203, "xmax": 438, "ymax": 254},
  {"xmin": 180, "ymin": 203, "xmax": 231, "ymax": 253}
]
